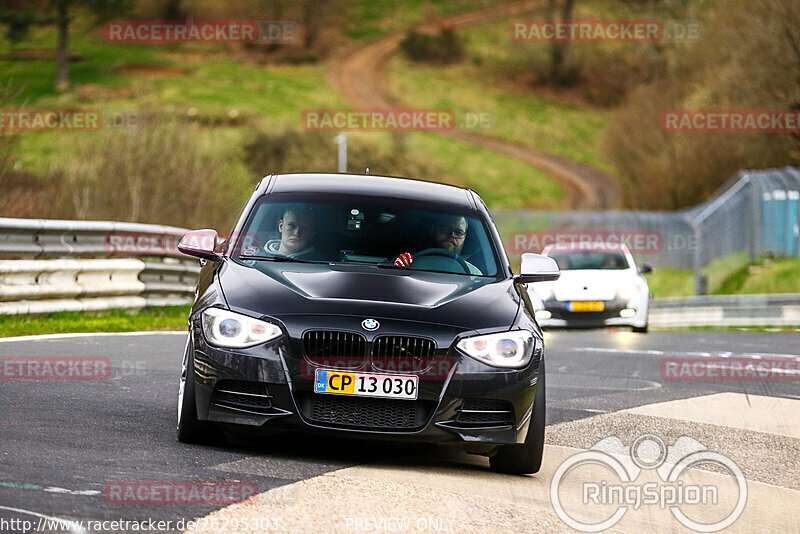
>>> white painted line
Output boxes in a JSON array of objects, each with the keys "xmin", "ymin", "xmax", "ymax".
[
  {"xmin": 0, "ymin": 505, "xmax": 87, "ymax": 534},
  {"xmin": 43, "ymin": 487, "xmax": 101, "ymax": 496},
  {"xmin": 0, "ymin": 331, "xmax": 186, "ymax": 343},
  {"xmin": 553, "ymin": 379, "xmax": 662, "ymax": 392},
  {"xmin": 567, "ymin": 347, "xmax": 800, "ymax": 359}
]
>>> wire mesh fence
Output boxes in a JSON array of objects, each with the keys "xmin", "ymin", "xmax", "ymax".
[{"xmin": 492, "ymin": 167, "xmax": 800, "ymax": 294}]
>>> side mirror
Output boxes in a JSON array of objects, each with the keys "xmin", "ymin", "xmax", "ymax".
[
  {"xmin": 639, "ymin": 263, "xmax": 653, "ymax": 274},
  {"xmin": 516, "ymin": 253, "xmax": 560, "ymax": 283},
  {"xmin": 178, "ymin": 229, "xmax": 220, "ymax": 261}
]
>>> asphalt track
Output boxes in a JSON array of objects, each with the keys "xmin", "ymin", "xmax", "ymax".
[{"xmin": 0, "ymin": 330, "xmax": 798, "ymax": 533}]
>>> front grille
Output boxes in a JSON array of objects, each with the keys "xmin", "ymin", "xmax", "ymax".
[
  {"xmin": 456, "ymin": 399, "xmax": 514, "ymax": 426},
  {"xmin": 210, "ymin": 380, "xmax": 273, "ymax": 414},
  {"xmin": 304, "ymin": 395, "xmax": 430, "ymax": 430},
  {"xmin": 371, "ymin": 336, "xmax": 436, "ymax": 373},
  {"xmin": 303, "ymin": 330, "xmax": 367, "ymax": 369}
]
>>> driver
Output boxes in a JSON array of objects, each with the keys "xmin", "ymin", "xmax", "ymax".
[
  {"xmin": 264, "ymin": 206, "xmax": 317, "ymax": 258},
  {"xmin": 397, "ymin": 215, "xmax": 482, "ymax": 275}
]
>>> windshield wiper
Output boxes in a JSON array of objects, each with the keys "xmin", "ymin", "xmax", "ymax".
[
  {"xmin": 376, "ymin": 264, "xmax": 487, "ymax": 277},
  {"xmin": 237, "ymin": 255, "xmax": 323, "ymax": 264},
  {"xmin": 375, "ymin": 262, "xmax": 407, "ymax": 270}
]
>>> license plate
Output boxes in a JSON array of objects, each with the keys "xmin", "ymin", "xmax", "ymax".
[
  {"xmin": 569, "ymin": 300, "xmax": 605, "ymax": 312},
  {"xmin": 314, "ymin": 369, "xmax": 419, "ymax": 400}
]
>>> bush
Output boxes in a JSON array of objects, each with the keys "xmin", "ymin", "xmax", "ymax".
[
  {"xmin": 243, "ymin": 129, "xmax": 441, "ymax": 179},
  {"xmin": 54, "ymin": 118, "xmax": 244, "ymax": 230},
  {"xmin": 400, "ymin": 28, "xmax": 465, "ymax": 64},
  {"xmin": 0, "ymin": 81, "xmax": 19, "ymax": 177},
  {"xmin": 604, "ymin": 0, "xmax": 800, "ymax": 209}
]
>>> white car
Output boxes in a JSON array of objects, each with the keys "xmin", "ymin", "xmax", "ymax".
[{"xmin": 529, "ymin": 243, "xmax": 652, "ymax": 332}]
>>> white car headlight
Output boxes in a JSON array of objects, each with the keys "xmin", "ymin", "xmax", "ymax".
[
  {"xmin": 456, "ymin": 330, "xmax": 535, "ymax": 369},
  {"xmin": 201, "ymin": 308, "xmax": 282, "ymax": 348},
  {"xmin": 617, "ymin": 284, "xmax": 640, "ymax": 301}
]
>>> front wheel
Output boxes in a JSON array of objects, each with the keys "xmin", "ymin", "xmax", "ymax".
[
  {"xmin": 177, "ymin": 336, "xmax": 216, "ymax": 444},
  {"xmin": 489, "ymin": 359, "xmax": 546, "ymax": 475},
  {"xmin": 632, "ymin": 323, "xmax": 649, "ymax": 333}
]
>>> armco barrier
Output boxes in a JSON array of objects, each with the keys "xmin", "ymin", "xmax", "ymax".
[
  {"xmin": 1, "ymin": 217, "xmax": 798, "ymax": 326},
  {"xmin": 0, "ymin": 217, "xmax": 197, "ymax": 315},
  {"xmin": 650, "ymin": 294, "xmax": 800, "ymax": 327}
]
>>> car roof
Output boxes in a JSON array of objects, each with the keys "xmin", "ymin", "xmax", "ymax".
[
  {"xmin": 263, "ymin": 173, "xmax": 476, "ymax": 208},
  {"xmin": 543, "ymin": 242, "xmax": 632, "ymax": 254}
]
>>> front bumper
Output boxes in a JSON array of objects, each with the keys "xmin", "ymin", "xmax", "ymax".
[
  {"xmin": 188, "ymin": 315, "xmax": 542, "ymax": 446},
  {"xmin": 537, "ymin": 298, "xmax": 646, "ymax": 328}
]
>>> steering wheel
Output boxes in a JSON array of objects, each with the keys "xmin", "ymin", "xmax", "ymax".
[{"xmin": 409, "ymin": 248, "xmax": 472, "ymax": 274}]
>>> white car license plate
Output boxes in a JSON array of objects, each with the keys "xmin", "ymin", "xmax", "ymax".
[{"xmin": 314, "ymin": 369, "xmax": 418, "ymax": 400}]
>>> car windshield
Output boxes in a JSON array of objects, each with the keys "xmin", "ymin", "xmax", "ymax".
[
  {"xmin": 548, "ymin": 252, "xmax": 629, "ymax": 270},
  {"xmin": 229, "ymin": 193, "xmax": 501, "ymax": 277}
]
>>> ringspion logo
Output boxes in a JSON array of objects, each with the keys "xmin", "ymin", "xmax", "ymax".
[{"xmin": 551, "ymin": 434, "xmax": 747, "ymax": 532}]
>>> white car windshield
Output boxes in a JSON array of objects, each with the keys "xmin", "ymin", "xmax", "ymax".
[{"xmin": 548, "ymin": 252, "xmax": 629, "ymax": 270}]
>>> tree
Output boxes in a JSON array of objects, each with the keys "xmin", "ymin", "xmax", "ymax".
[
  {"xmin": 544, "ymin": 0, "xmax": 577, "ymax": 85},
  {"xmin": 0, "ymin": 1, "xmax": 53, "ymax": 44},
  {"xmin": 0, "ymin": 0, "xmax": 128, "ymax": 91},
  {"xmin": 605, "ymin": 0, "xmax": 800, "ymax": 209}
]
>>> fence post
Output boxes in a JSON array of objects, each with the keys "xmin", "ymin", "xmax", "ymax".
[{"xmin": 334, "ymin": 134, "xmax": 347, "ymax": 173}]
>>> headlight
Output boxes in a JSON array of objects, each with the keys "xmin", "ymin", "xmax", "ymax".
[
  {"xmin": 456, "ymin": 330, "xmax": 535, "ymax": 369},
  {"xmin": 201, "ymin": 308, "xmax": 282, "ymax": 348},
  {"xmin": 617, "ymin": 284, "xmax": 640, "ymax": 301}
]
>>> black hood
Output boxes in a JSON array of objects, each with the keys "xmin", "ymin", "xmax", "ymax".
[{"xmin": 218, "ymin": 260, "xmax": 521, "ymax": 330}]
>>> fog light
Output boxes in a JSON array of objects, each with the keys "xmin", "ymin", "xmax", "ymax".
[
  {"xmin": 620, "ymin": 308, "xmax": 636, "ymax": 318},
  {"xmin": 536, "ymin": 310, "xmax": 552, "ymax": 320}
]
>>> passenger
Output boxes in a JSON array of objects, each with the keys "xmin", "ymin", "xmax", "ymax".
[{"xmin": 265, "ymin": 207, "xmax": 317, "ymax": 258}]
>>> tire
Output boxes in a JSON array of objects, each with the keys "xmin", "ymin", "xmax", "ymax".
[
  {"xmin": 177, "ymin": 337, "xmax": 216, "ymax": 444},
  {"xmin": 489, "ymin": 359, "xmax": 546, "ymax": 475},
  {"xmin": 632, "ymin": 323, "xmax": 648, "ymax": 333}
]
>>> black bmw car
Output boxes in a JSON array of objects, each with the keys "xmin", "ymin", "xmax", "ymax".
[{"xmin": 175, "ymin": 173, "xmax": 559, "ymax": 474}]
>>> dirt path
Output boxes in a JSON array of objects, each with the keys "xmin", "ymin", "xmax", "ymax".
[{"xmin": 329, "ymin": 0, "xmax": 622, "ymax": 209}]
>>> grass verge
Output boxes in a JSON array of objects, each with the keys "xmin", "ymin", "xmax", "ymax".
[
  {"xmin": 0, "ymin": 306, "xmax": 191, "ymax": 338},
  {"xmin": 643, "ymin": 254, "xmax": 800, "ymax": 298},
  {"xmin": 645, "ymin": 267, "xmax": 694, "ymax": 298}
]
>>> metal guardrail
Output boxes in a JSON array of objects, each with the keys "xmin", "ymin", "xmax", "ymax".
[
  {"xmin": 0, "ymin": 217, "xmax": 197, "ymax": 315},
  {"xmin": 649, "ymin": 294, "xmax": 800, "ymax": 327},
  {"xmin": 1, "ymin": 217, "xmax": 798, "ymax": 326},
  {"xmin": 493, "ymin": 166, "xmax": 800, "ymax": 295}
]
